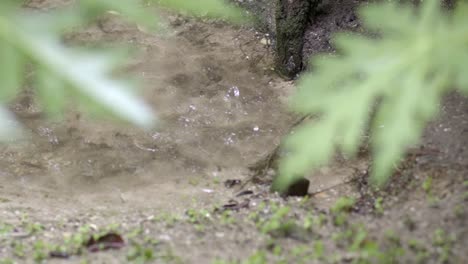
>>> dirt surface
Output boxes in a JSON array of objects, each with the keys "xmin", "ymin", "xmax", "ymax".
[
  {"xmin": 302, "ymin": 0, "xmax": 365, "ymax": 64},
  {"xmin": 1, "ymin": 2, "xmax": 467, "ymax": 264}
]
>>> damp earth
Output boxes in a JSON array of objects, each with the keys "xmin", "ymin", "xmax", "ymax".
[{"xmin": 0, "ymin": 1, "xmax": 467, "ymax": 263}]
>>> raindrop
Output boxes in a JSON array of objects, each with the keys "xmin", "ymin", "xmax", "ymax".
[
  {"xmin": 224, "ymin": 132, "xmax": 237, "ymax": 145},
  {"xmin": 37, "ymin": 127, "xmax": 59, "ymax": 145},
  {"xmin": 224, "ymin": 86, "xmax": 240, "ymax": 101},
  {"xmin": 152, "ymin": 132, "xmax": 161, "ymax": 140},
  {"xmin": 202, "ymin": 188, "xmax": 214, "ymax": 193},
  {"xmin": 230, "ymin": 86, "xmax": 240, "ymax": 97}
]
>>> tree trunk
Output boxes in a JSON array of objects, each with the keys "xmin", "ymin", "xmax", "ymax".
[{"xmin": 275, "ymin": 0, "xmax": 318, "ymax": 79}]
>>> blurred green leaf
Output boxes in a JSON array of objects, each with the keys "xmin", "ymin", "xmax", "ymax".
[
  {"xmin": 0, "ymin": 41, "xmax": 24, "ymax": 102},
  {"xmin": 1, "ymin": 0, "xmax": 245, "ymax": 141},
  {"xmin": 276, "ymin": 0, "xmax": 468, "ymax": 189},
  {"xmin": 0, "ymin": 1, "xmax": 20, "ymax": 15},
  {"xmin": 36, "ymin": 68, "xmax": 66, "ymax": 117},
  {"xmin": 26, "ymin": 35, "xmax": 156, "ymax": 127},
  {"xmin": 0, "ymin": 0, "xmax": 162, "ymax": 141}
]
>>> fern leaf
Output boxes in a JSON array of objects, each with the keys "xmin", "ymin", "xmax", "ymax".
[
  {"xmin": 25, "ymin": 34, "xmax": 156, "ymax": 127},
  {"xmin": 0, "ymin": 6, "xmax": 157, "ymax": 132},
  {"xmin": 277, "ymin": 0, "xmax": 467, "ymax": 189}
]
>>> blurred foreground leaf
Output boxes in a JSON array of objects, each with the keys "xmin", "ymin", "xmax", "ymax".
[
  {"xmin": 274, "ymin": 0, "xmax": 468, "ymax": 190},
  {"xmin": 0, "ymin": 0, "xmax": 244, "ymax": 141}
]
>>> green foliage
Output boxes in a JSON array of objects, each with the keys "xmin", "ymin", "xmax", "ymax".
[
  {"xmin": 0, "ymin": 0, "xmax": 242, "ymax": 141},
  {"xmin": 331, "ymin": 197, "xmax": 356, "ymax": 214},
  {"xmin": 331, "ymin": 197, "xmax": 355, "ymax": 226},
  {"xmin": 0, "ymin": 0, "xmax": 157, "ymax": 135},
  {"xmin": 126, "ymin": 243, "xmax": 156, "ymax": 263},
  {"xmin": 374, "ymin": 197, "xmax": 384, "ymax": 215},
  {"xmin": 258, "ymin": 206, "xmax": 295, "ymax": 236},
  {"xmin": 432, "ymin": 229, "xmax": 455, "ymax": 263},
  {"xmin": 422, "ymin": 176, "xmax": 433, "ymax": 194},
  {"xmin": 275, "ymin": 0, "xmax": 468, "ymax": 189}
]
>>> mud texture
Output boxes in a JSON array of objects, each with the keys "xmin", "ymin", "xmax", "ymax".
[{"xmin": 0, "ymin": 1, "xmax": 467, "ymax": 264}]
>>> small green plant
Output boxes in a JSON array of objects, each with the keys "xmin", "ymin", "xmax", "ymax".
[
  {"xmin": 432, "ymin": 229, "xmax": 455, "ymax": 263},
  {"xmin": 302, "ymin": 213, "xmax": 314, "ymax": 231},
  {"xmin": 220, "ymin": 210, "xmax": 235, "ymax": 225},
  {"xmin": 159, "ymin": 247, "xmax": 184, "ymax": 264},
  {"xmin": 25, "ymin": 222, "xmax": 44, "ymax": 234},
  {"xmin": 11, "ymin": 241, "xmax": 26, "ymax": 258},
  {"xmin": 331, "ymin": 197, "xmax": 356, "ymax": 226},
  {"xmin": 152, "ymin": 212, "xmax": 179, "ymax": 227},
  {"xmin": 243, "ymin": 251, "xmax": 267, "ymax": 264},
  {"xmin": 313, "ymin": 241, "xmax": 324, "ymax": 259},
  {"xmin": 274, "ymin": 0, "xmax": 468, "ymax": 190},
  {"xmin": 61, "ymin": 228, "xmax": 92, "ymax": 255},
  {"xmin": 422, "ymin": 177, "xmax": 441, "ymax": 206},
  {"xmin": 463, "ymin": 181, "xmax": 468, "ymax": 201},
  {"xmin": 453, "ymin": 204, "xmax": 465, "ymax": 218},
  {"xmin": 32, "ymin": 240, "xmax": 49, "ymax": 262},
  {"xmin": 257, "ymin": 206, "xmax": 295, "ymax": 236},
  {"xmin": 185, "ymin": 208, "xmax": 212, "ymax": 231},
  {"xmin": 103, "ymin": 222, "xmax": 121, "ymax": 232},
  {"xmin": 332, "ymin": 223, "xmax": 383, "ymax": 262},
  {"xmin": 374, "ymin": 197, "xmax": 384, "ymax": 215},
  {"xmin": 283, "ymin": 245, "xmax": 311, "ymax": 264},
  {"xmin": 331, "ymin": 197, "xmax": 356, "ymax": 214},
  {"xmin": 126, "ymin": 243, "xmax": 156, "ymax": 263},
  {"xmin": 422, "ymin": 177, "xmax": 433, "ymax": 194},
  {"xmin": 349, "ymin": 226, "xmax": 369, "ymax": 251},
  {"xmin": 0, "ymin": 222, "xmax": 13, "ymax": 234},
  {"xmin": 408, "ymin": 239, "xmax": 430, "ymax": 264},
  {"xmin": 314, "ymin": 212, "xmax": 328, "ymax": 227}
]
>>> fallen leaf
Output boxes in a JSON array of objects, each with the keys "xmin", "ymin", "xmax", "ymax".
[{"xmin": 85, "ymin": 232, "xmax": 125, "ymax": 252}]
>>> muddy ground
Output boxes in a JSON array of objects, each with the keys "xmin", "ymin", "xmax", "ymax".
[{"xmin": 1, "ymin": 1, "xmax": 467, "ymax": 264}]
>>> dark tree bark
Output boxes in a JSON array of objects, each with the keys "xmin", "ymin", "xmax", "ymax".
[{"xmin": 275, "ymin": 0, "xmax": 319, "ymax": 79}]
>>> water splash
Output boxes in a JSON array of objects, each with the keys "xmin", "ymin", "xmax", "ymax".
[
  {"xmin": 37, "ymin": 126, "xmax": 59, "ymax": 145},
  {"xmin": 224, "ymin": 86, "xmax": 240, "ymax": 101},
  {"xmin": 224, "ymin": 132, "xmax": 237, "ymax": 145}
]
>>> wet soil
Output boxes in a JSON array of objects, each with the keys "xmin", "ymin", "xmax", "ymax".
[{"xmin": 0, "ymin": 2, "xmax": 467, "ymax": 264}]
